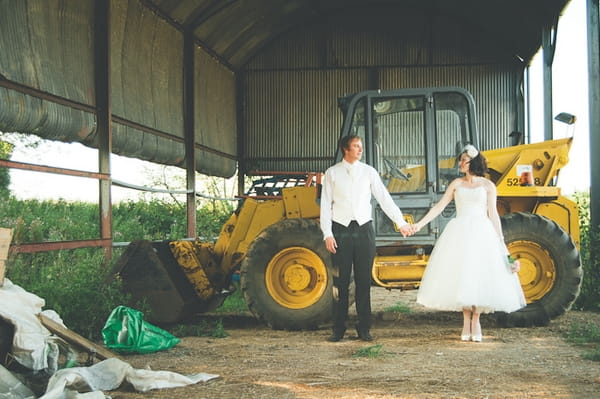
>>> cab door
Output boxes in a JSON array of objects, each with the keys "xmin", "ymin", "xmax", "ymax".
[{"xmin": 365, "ymin": 92, "xmax": 435, "ymax": 246}]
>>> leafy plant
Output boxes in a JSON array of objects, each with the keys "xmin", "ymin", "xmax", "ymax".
[
  {"xmin": 571, "ymin": 192, "xmax": 600, "ymax": 311},
  {"xmin": 0, "ymin": 139, "xmax": 14, "ymax": 197},
  {"xmin": 6, "ymin": 248, "xmax": 131, "ymax": 340},
  {"xmin": 352, "ymin": 344, "xmax": 385, "ymax": 358},
  {"xmin": 564, "ymin": 322, "xmax": 600, "ymax": 361}
]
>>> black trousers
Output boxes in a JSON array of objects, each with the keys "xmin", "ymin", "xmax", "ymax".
[{"xmin": 331, "ymin": 220, "xmax": 376, "ymax": 334}]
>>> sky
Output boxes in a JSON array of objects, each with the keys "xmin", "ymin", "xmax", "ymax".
[
  {"xmin": 5, "ymin": 0, "xmax": 591, "ymax": 202},
  {"xmin": 528, "ymin": 0, "xmax": 590, "ymax": 195}
]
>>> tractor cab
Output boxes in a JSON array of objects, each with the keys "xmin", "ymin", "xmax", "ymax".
[{"xmin": 335, "ymin": 87, "xmax": 479, "ymax": 248}]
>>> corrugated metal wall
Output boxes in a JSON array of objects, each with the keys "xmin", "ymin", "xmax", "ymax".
[
  {"xmin": 243, "ymin": 69, "xmax": 368, "ymax": 172},
  {"xmin": 242, "ymin": 11, "xmax": 522, "ymax": 173},
  {"xmin": 110, "ymin": 0, "xmax": 238, "ymax": 177},
  {"xmin": 0, "ymin": 0, "xmax": 97, "ymax": 141},
  {"xmin": 0, "ymin": 0, "xmax": 238, "ymax": 178},
  {"xmin": 110, "ymin": 0, "xmax": 185, "ymax": 164},
  {"xmin": 379, "ymin": 65, "xmax": 519, "ymax": 150},
  {"xmin": 195, "ymin": 49, "xmax": 237, "ymax": 177}
]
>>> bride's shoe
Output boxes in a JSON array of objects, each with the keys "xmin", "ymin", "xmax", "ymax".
[
  {"xmin": 460, "ymin": 326, "xmax": 471, "ymax": 341},
  {"xmin": 471, "ymin": 320, "xmax": 482, "ymax": 342}
]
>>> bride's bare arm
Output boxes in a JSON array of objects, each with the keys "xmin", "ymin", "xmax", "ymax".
[
  {"xmin": 414, "ymin": 179, "xmax": 458, "ymax": 231},
  {"xmin": 485, "ymin": 180, "xmax": 505, "ymax": 242}
]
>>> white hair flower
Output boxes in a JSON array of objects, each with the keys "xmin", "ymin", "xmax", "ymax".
[{"xmin": 463, "ymin": 144, "xmax": 479, "ymax": 159}]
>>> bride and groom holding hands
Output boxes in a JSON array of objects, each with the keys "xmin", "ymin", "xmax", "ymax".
[{"xmin": 320, "ymin": 135, "xmax": 525, "ymax": 343}]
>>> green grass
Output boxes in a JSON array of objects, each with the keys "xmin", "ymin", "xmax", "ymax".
[
  {"xmin": 163, "ymin": 282, "xmax": 248, "ymax": 339},
  {"xmin": 352, "ymin": 344, "xmax": 385, "ymax": 358},
  {"xmin": 169, "ymin": 319, "xmax": 229, "ymax": 338},
  {"xmin": 214, "ymin": 281, "xmax": 249, "ymax": 313},
  {"xmin": 384, "ymin": 301, "xmax": 412, "ymax": 314},
  {"xmin": 564, "ymin": 322, "xmax": 600, "ymax": 361}
]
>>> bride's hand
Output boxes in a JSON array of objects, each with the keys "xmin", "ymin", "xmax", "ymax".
[{"xmin": 510, "ymin": 260, "xmax": 521, "ymax": 273}]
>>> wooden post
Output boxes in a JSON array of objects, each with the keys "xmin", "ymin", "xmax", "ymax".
[{"xmin": 0, "ymin": 228, "xmax": 13, "ymax": 286}]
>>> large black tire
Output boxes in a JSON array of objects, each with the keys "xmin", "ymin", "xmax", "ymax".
[
  {"xmin": 497, "ymin": 212, "xmax": 582, "ymax": 327},
  {"xmin": 240, "ymin": 218, "xmax": 333, "ymax": 330}
]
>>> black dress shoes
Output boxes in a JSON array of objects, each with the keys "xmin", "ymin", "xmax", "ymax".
[
  {"xmin": 326, "ymin": 331, "xmax": 345, "ymax": 342},
  {"xmin": 358, "ymin": 331, "xmax": 373, "ymax": 341},
  {"xmin": 355, "ymin": 325, "xmax": 373, "ymax": 341}
]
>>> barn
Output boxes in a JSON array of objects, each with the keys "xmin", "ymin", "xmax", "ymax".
[{"xmin": 0, "ymin": 0, "xmax": 598, "ymax": 239}]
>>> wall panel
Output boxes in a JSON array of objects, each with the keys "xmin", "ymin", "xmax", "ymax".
[{"xmin": 242, "ymin": 11, "xmax": 523, "ymax": 173}]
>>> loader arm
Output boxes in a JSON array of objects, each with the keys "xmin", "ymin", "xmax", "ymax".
[{"xmin": 483, "ymin": 137, "xmax": 579, "ymax": 247}]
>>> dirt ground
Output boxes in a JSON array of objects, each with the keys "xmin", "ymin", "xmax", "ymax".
[{"xmin": 110, "ymin": 289, "xmax": 600, "ymax": 399}]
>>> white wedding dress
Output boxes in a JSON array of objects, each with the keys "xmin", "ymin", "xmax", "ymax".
[{"xmin": 416, "ymin": 185, "xmax": 526, "ymax": 313}]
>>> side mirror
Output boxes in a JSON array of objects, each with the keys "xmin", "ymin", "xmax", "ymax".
[
  {"xmin": 554, "ymin": 112, "xmax": 576, "ymax": 125},
  {"xmin": 509, "ymin": 131, "xmax": 523, "ymax": 146}
]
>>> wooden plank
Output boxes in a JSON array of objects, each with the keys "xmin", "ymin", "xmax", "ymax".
[
  {"xmin": 0, "ymin": 228, "xmax": 12, "ymax": 260},
  {"xmin": 0, "ymin": 260, "xmax": 4, "ymax": 287},
  {"xmin": 0, "ymin": 228, "xmax": 11, "ymax": 286},
  {"xmin": 37, "ymin": 313, "xmax": 118, "ymax": 361}
]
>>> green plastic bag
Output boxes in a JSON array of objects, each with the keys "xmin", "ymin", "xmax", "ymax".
[{"xmin": 102, "ymin": 306, "xmax": 180, "ymax": 354}]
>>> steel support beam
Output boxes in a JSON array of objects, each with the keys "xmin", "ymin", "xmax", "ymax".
[
  {"xmin": 542, "ymin": 18, "xmax": 558, "ymax": 141},
  {"xmin": 95, "ymin": 0, "xmax": 112, "ymax": 256},
  {"xmin": 0, "ymin": 159, "xmax": 109, "ymax": 181},
  {"xmin": 236, "ymin": 74, "xmax": 246, "ymax": 196},
  {"xmin": 588, "ymin": 0, "xmax": 600, "ymax": 231},
  {"xmin": 184, "ymin": 30, "xmax": 197, "ymax": 237},
  {"xmin": 11, "ymin": 239, "xmax": 112, "ymax": 254}
]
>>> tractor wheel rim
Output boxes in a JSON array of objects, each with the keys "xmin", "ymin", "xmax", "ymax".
[
  {"xmin": 508, "ymin": 240, "xmax": 556, "ymax": 303},
  {"xmin": 265, "ymin": 246, "xmax": 328, "ymax": 309}
]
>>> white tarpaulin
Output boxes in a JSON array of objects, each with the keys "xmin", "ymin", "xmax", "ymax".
[
  {"xmin": 0, "ymin": 279, "xmax": 220, "ymax": 399},
  {"xmin": 0, "ymin": 278, "xmax": 59, "ymax": 371},
  {"xmin": 39, "ymin": 358, "xmax": 219, "ymax": 399}
]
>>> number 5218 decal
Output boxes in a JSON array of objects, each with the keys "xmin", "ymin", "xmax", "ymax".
[{"xmin": 506, "ymin": 177, "xmax": 540, "ymax": 186}]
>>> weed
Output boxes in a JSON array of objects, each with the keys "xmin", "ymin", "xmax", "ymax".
[
  {"xmin": 214, "ymin": 282, "xmax": 249, "ymax": 313},
  {"xmin": 384, "ymin": 302, "xmax": 411, "ymax": 314},
  {"xmin": 565, "ymin": 321, "xmax": 600, "ymax": 361},
  {"xmin": 565, "ymin": 322, "xmax": 600, "ymax": 343},
  {"xmin": 352, "ymin": 344, "xmax": 385, "ymax": 358},
  {"xmin": 169, "ymin": 319, "xmax": 229, "ymax": 338},
  {"xmin": 572, "ymin": 192, "xmax": 600, "ymax": 312}
]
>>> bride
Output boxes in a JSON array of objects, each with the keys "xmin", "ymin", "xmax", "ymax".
[{"xmin": 413, "ymin": 144, "xmax": 526, "ymax": 342}]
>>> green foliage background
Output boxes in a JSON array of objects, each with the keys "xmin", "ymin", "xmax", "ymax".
[
  {"xmin": 1, "ymin": 195, "xmax": 234, "ymax": 340},
  {"xmin": 0, "ymin": 140, "xmax": 13, "ymax": 197},
  {"xmin": 573, "ymin": 192, "xmax": 600, "ymax": 312}
]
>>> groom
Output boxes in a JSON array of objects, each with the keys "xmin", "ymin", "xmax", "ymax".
[{"xmin": 320, "ymin": 135, "xmax": 414, "ymax": 342}]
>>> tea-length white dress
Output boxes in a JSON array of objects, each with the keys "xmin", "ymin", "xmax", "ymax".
[{"xmin": 416, "ymin": 185, "xmax": 526, "ymax": 313}]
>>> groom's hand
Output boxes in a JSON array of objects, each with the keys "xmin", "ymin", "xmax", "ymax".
[{"xmin": 398, "ymin": 224, "xmax": 413, "ymax": 237}]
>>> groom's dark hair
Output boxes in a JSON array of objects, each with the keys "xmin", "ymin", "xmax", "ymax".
[{"xmin": 339, "ymin": 135, "xmax": 361, "ymax": 152}]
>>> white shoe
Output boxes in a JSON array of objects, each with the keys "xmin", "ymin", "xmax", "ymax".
[
  {"xmin": 461, "ymin": 334, "xmax": 471, "ymax": 342},
  {"xmin": 471, "ymin": 334, "xmax": 482, "ymax": 342}
]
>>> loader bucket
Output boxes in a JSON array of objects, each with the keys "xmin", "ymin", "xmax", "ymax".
[{"xmin": 112, "ymin": 240, "xmax": 212, "ymax": 324}]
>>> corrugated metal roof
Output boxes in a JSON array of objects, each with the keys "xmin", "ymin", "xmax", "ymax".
[
  {"xmin": 0, "ymin": 0, "xmax": 571, "ymax": 179},
  {"xmin": 150, "ymin": 0, "xmax": 570, "ymax": 69}
]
